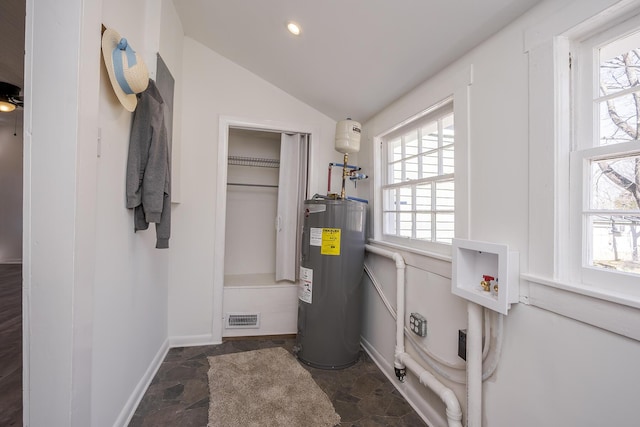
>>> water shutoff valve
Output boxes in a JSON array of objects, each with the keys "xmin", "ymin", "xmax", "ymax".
[{"xmin": 480, "ymin": 275, "xmax": 495, "ymax": 292}]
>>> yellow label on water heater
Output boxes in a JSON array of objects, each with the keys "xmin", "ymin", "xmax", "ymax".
[{"xmin": 321, "ymin": 228, "xmax": 341, "ymax": 256}]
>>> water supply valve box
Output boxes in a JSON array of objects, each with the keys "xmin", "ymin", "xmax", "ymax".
[{"xmin": 451, "ymin": 238, "xmax": 519, "ymax": 315}]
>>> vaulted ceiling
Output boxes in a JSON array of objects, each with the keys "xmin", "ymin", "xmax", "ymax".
[
  {"xmin": 0, "ymin": 1, "xmax": 544, "ymax": 126},
  {"xmin": 173, "ymin": 0, "xmax": 543, "ymax": 122}
]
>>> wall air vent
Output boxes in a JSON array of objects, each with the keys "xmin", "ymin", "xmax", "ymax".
[{"xmin": 225, "ymin": 313, "xmax": 260, "ymax": 329}]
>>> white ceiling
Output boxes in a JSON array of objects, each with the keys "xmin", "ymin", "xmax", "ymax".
[
  {"xmin": 173, "ymin": 0, "xmax": 542, "ymax": 122},
  {"xmin": 0, "ymin": 1, "xmax": 544, "ymax": 126}
]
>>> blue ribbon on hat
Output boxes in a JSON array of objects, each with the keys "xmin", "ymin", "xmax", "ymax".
[{"xmin": 112, "ymin": 38, "xmax": 137, "ymax": 94}]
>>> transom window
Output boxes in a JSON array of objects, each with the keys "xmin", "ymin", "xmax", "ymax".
[{"xmin": 380, "ymin": 101, "xmax": 454, "ymax": 247}]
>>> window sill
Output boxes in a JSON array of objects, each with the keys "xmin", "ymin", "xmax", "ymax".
[{"xmin": 521, "ymin": 273, "xmax": 640, "ymax": 341}]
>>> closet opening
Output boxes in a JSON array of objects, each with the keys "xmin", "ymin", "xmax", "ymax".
[{"xmin": 219, "ymin": 125, "xmax": 310, "ymax": 338}]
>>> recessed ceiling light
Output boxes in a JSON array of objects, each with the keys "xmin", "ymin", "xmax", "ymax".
[{"xmin": 287, "ymin": 21, "xmax": 301, "ymax": 36}]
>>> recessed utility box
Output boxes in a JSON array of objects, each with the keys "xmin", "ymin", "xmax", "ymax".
[{"xmin": 451, "ymin": 238, "xmax": 519, "ymax": 315}]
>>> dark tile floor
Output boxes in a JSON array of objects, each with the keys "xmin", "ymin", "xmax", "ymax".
[
  {"xmin": 130, "ymin": 336, "xmax": 428, "ymax": 427},
  {"xmin": 0, "ymin": 264, "xmax": 22, "ymax": 427}
]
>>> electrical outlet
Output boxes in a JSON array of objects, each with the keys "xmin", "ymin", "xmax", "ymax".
[
  {"xmin": 409, "ymin": 312, "xmax": 427, "ymax": 337},
  {"xmin": 458, "ymin": 329, "xmax": 467, "ymax": 361}
]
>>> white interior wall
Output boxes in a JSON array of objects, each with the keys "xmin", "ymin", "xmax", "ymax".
[
  {"xmin": 168, "ymin": 36, "xmax": 340, "ymax": 342},
  {"xmin": 91, "ymin": 1, "xmax": 184, "ymax": 425},
  {"xmin": 24, "ymin": 0, "xmax": 101, "ymax": 424},
  {"xmin": 25, "ymin": 0, "xmax": 184, "ymax": 425},
  {"xmin": 359, "ymin": 0, "xmax": 640, "ymax": 425}
]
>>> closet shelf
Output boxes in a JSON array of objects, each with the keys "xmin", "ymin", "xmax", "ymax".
[{"xmin": 228, "ymin": 156, "xmax": 280, "ymax": 168}]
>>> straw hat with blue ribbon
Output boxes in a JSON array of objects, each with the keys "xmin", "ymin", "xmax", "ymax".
[{"xmin": 101, "ymin": 27, "xmax": 149, "ymax": 112}]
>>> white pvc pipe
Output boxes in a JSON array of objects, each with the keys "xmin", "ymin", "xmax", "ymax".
[
  {"xmin": 482, "ymin": 308, "xmax": 491, "ymax": 361},
  {"xmin": 398, "ymin": 353, "xmax": 463, "ymax": 427},
  {"xmin": 482, "ymin": 312, "xmax": 504, "ymax": 382},
  {"xmin": 364, "ymin": 263, "xmax": 467, "ymax": 380},
  {"xmin": 365, "ymin": 244, "xmax": 463, "ymax": 427},
  {"xmin": 365, "ymin": 245, "xmax": 406, "ymax": 360},
  {"xmin": 363, "ymin": 263, "xmax": 398, "ymax": 320},
  {"xmin": 467, "ymin": 302, "xmax": 483, "ymax": 427},
  {"xmin": 364, "ymin": 263, "xmax": 467, "ymax": 383}
]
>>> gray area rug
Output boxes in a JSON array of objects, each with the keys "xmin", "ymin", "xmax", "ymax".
[{"xmin": 207, "ymin": 346, "xmax": 340, "ymax": 427}]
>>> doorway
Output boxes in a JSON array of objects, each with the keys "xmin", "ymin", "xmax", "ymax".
[
  {"xmin": 0, "ymin": 1, "xmax": 25, "ymax": 426},
  {"xmin": 212, "ymin": 117, "xmax": 313, "ymax": 341}
]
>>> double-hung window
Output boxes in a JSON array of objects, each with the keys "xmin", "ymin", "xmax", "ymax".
[
  {"xmin": 379, "ymin": 100, "xmax": 455, "ymax": 251},
  {"xmin": 572, "ymin": 16, "xmax": 640, "ymax": 292}
]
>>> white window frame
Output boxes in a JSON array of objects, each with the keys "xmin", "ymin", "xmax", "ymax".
[
  {"xmin": 372, "ymin": 68, "xmax": 471, "ymax": 257},
  {"xmin": 520, "ymin": 0, "xmax": 640, "ymax": 320},
  {"xmin": 523, "ymin": 0, "xmax": 640, "ymax": 335},
  {"xmin": 380, "ymin": 99, "xmax": 454, "ymax": 250},
  {"xmin": 569, "ymin": 11, "xmax": 640, "ymax": 297}
]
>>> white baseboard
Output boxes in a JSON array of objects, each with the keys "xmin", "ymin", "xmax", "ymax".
[
  {"xmin": 114, "ymin": 338, "xmax": 170, "ymax": 427},
  {"xmin": 360, "ymin": 337, "xmax": 448, "ymax": 427},
  {"xmin": 114, "ymin": 334, "xmax": 222, "ymax": 427},
  {"xmin": 113, "ymin": 334, "xmax": 446, "ymax": 427},
  {"xmin": 169, "ymin": 333, "xmax": 221, "ymax": 348}
]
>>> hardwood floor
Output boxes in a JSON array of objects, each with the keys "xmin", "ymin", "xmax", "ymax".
[{"xmin": 0, "ymin": 264, "xmax": 22, "ymax": 427}]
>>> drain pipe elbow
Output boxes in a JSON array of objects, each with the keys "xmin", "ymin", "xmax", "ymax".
[
  {"xmin": 441, "ymin": 389, "xmax": 463, "ymax": 427},
  {"xmin": 399, "ymin": 352, "xmax": 463, "ymax": 427},
  {"xmin": 365, "ymin": 244, "xmax": 406, "ymax": 270},
  {"xmin": 392, "ymin": 253, "xmax": 406, "ymax": 270},
  {"xmin": 419, "ymin": 372, "xmax": 463, "ymax": 427}
]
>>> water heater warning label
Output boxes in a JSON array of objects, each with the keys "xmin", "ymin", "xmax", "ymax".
[
  {"xmin": 321, "ymin": 228, "xmax": 341, "ymax": 256},
  {"xmin": 299, "ymin": 267, "xmax": 313, "ymax": 303},
  {"xmin": 310, "ymin": 228, "xmax": 323, "ymax": 246}
]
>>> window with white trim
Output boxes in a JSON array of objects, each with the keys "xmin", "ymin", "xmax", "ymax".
[
  {"xmin": 379, "ymin": 100, "xmax": 455, "ymax": 250},
  {"xmin": 572, "ymin": 14, "xmax": 640, "ymax": 291}
]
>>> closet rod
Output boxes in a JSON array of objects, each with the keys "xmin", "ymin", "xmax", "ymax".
[{"xmin": 227, "ymin": 182, "xmax": 279, "ymax": 188}]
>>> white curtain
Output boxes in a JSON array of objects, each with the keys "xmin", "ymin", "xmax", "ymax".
[{"xmin": 275, "ymin": 133, "xmax": 308, "ymax": 282}]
